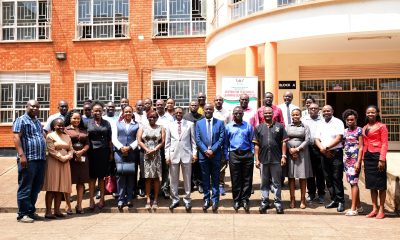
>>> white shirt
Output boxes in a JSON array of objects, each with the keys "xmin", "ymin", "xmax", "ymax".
[
  {"xmin": 278, "ymin": 103, "xmax": 299, "ymax": 126},
  {"xmin": 44, "ymin": 113, "xmax": 65, "ymax": 132},
  {"xmin": 103, "ymin": 115, "xmax": 118, "ymax": 126},
  {"xmin": 301, "ymin": 114, "xmax": 323, "ymax": 145},
  {"xmin": 156, "ymin": 112, "xmax": 174, "ymax": 129},
  {"xmin": 134, "ymin": 112, "xmax": 148, "ymax": 127},
  {"xmin": 316, "ymin": 116, "xmax": 345, "ymax": 149},
  {"xmin": 213, "ymin": 107, "xmax": 231, "ymax": 125},
  {"xmin": 205, "ymin": 117, "xmax": 214, "ymax": 148}
]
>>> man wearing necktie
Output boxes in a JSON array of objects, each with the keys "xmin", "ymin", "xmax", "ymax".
[
  {"xmin": 195, "ymin": 104, "xmax": 225, "ymax": 211},
  {"xmin": 165, "ymin": 107, "xmax": 197, "ymax": 211}
]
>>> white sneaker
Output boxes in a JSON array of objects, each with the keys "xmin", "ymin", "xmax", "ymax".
[{"xmin": 18, "ymin": 215, "xmax": 34, "ymax": 223}]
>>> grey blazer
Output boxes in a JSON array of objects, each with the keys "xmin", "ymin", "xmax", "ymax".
[{"xmin": 165, "ymin": 119, "xmax": 197, "ymax": 164}]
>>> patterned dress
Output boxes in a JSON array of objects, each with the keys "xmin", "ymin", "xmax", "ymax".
[
  {"xmin": 141, "ymin": 124, "xmax": 163, "ymax": 178},
  {"xmin": 343, "ymin": 127, "xmax": 362, "ymax": 185}
]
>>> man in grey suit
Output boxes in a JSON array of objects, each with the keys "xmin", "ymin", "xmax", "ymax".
[{"xmin": 165, "ymin": 107, "xmax": 198, "ymax": 211}]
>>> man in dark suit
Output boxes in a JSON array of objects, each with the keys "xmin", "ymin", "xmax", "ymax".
[{"xmin": 195, "ymin": 103, "xmax": 225, "ymax": 211}]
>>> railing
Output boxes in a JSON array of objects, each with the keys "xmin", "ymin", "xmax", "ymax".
[
  {"xmin": 229, "ymin": 0, "xmax": 316, "ymax": 21},
  {"xmin": 76, "ymin": 20, "xmax": 129, "ymax": 39},
  {"xmin": 153, "ymin": 18, "xmax": 207, "ymax": 37},
  {"xmin": 1, "ymin": 22, "xmax": 51, "ymax": 41}
]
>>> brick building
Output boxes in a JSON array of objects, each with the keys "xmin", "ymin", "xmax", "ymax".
[{"xmin": 0, "ymin": 0, "xmax": 212, "ymax": 149}]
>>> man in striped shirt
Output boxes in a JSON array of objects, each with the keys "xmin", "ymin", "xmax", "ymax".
[{"xmin": 13, "ymin": 100, "xmax": 46, "ymax": 223}]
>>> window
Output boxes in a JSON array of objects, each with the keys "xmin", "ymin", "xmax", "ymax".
[
  {"xmin": 76, "ymin": 0, "xmax": 129, "ymax": 40},
  {"xmin": 1, "ymin": 0, "xmax": 51, "ymax": 41},
  {"xmin": 152, "ymin": 69, "xmax": 206, "ymax": 107},
  {"xmin": 0, "ymin": 72, "xmax": 50, "ymax": 123},
  {"xmin": 153, "ymin": 0, "xmax": 206, "ymax": 37},
  {"xmin": 75, "ymin": 71, "xmax": 128, "ymax": 107}
]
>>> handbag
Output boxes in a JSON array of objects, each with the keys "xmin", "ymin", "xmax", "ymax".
[
  {"xmin": 116, "ymin": 162, "xmax": 135, "ymax": 175},
  {"xmin": 105, "ymin": 176, "xmax": 117, "ymax": 194}
]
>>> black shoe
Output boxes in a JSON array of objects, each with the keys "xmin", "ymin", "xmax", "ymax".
[
  {"xmin": 325, "ymin": 201, "xmax": 338, "ymax": 209},
  {"xmin": 276, "ymin": 205, "xmax": 284, "ymax": 214},
  {"xmin": 251, "ymin": 189, "xmax": 255, "ymax": 194},
  {"xmin": 243, "ymin": 201, "xmax": 250, "ymax": 211},
  {"xmin": 306, "ymin": 194, "xmax": 315, "ymax": 202},
  {"xmin": 185, "ymin": 203, "xmax": 192, "ymax": 211},
  {"xmin": 259, "ymin": 202, "xmax": 269, "ymax": 213},
  {"xmin": 117, "ymin": 201, "xmax": 124, "ymax": 210},
  {"xmin": 169, "ymin": 201, "xmax": 179, "ymax": 210},
  {"xmin": 162, "ymin": 190, "xmax": 170, "ymax": 199},
  {"xmin": 112, "ymin": 193, "xmax": 119, "ymax": 199},
  {"xmin": 212, "ymin": 202, "xmax": 219, "ymax": 212},
  {"xmin": 138, "ymin": 189, "xmax": 145, "ymax": 197},
  {"xmin": 198, "ymin": 185, "xmax": 204, "ymax": 194},
  {"xmin": 337, "ymin": 202, "xmax": 345, "ymax": 212},
  {"xmin": 203, "ymin": 200, "xmax": 210, "ymax": 210},
  {"xmin": 127, "ymin": 202, "xmax": 133, "ymax": 208},
  {"xmin": 95, "ymin": 190, "xmax": 101, "ymax": 199},
  {"xmin": 233, "ymin": 201, "xmax": 240, "ymax": 210}
]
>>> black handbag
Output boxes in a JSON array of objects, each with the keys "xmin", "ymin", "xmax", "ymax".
[{"xmin": 115, "ymin": 162, "xmax": 135, "ymax": 175}]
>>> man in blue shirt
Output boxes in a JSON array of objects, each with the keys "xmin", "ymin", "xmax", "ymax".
[
  {"xmin": 225, "ymin": 106, "xmax": 254, "ymax": 211},
  {"xmin": 13, "ymin": 100, "xmax": 46, "ymax": 223}
]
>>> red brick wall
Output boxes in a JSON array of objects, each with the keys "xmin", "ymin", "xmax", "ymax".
[{"xmin": 0, "ymin": 1, "xmax": 210, "ymax": 148}]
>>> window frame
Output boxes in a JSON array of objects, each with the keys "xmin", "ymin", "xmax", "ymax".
[
  {"xmin": 75, "ymin": 0, "xmax": 130, "ymax": 40},
  {"xmin": 0, "ymin": 0, "xmax": 52, "ymax": 41},
  {"xmin": 74, "ymin": 70, "xmax": 129, "ymax": 108},
  {"xmin": 152, "ymin": 0, "xmax": 207, "ymax": 38},
  {"xmin": 0, "ymin": 72, "xmax": 50, "ymax": 124}
]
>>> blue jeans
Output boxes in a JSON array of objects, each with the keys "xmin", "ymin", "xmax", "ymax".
[{"xmin": 17, "ymin": 160, "xmax": 45, "ymax": 219}]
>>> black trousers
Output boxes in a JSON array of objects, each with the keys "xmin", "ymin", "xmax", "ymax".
[
  {"xmin": 160, "ymin": 147, "xmax": 170, "ymax": 192},
  {"xmin": 321, "ymin": 149, "xmax": 344, "ymax": 203},
  {"xmin": 192, "ymin": 161, "xmax": 203, "ymax": 188},
  {"xmin": 307, "ymin": 145, "xmax": 326, "ymax": 197},
  {"xmin": 229, "ymin": 151, "xmax": 254, "ymax": 203}
]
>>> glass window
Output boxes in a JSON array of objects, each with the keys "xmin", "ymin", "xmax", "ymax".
[
  {"xmin": 0, "ymin": 72, "xmax": 50, "ymax": 123},
  {"xmin": 76, "ymin": 0, "xmax": 129, "ymax": 39},
  {"xmin": 153, "ymin": 0, "xmax": 206, "ymax": 37},
  {"xmin": 352, "ymin": 79, "xmax": 377, "ymax": 91},
  {"xmin": 1, "ymin": 0, "xmax": 51, "ymax": 41},
  {"xmin": 75, "ymin": 71, "xmax": 128, "ymax": 107},
  {"xmin": 152, "ymin": 69, "xmax": 206, "ymax": 108},
  {"xmin": 326, "ymin": 79, "xmax": 350, "ymax": 91},
  {"xmin": 379, "ymin": 78, "xmax": 400, "ymax": 90}
]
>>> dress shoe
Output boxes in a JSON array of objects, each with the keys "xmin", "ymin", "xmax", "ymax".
[
  {"xmin": 112, "ymin": 193, "xmax": 119, "ymax": 199},
  {"xmin": 203, "ymin": 200, "xmax": 210, "ymax": 210},
  {"xmin": 185, "ymin": 203, "xmax": 192, "ymax": 211},
  {"xmin": 162, "ymin": 190, "xmax": 170, "ymax": 199},
  {"xmin": 318, "ymin": 195, "xmax": 325, "ymax": 204},
  {"xmin": 219, "ymin": 185, "xmax": 225, "ymax": 196},
  {"xmin": 95, "ymin": 190, "xmax": 101, "ymax": 199},
  {"xmin": 243, "ymin": 201, "xmax": 250, "ymax": 211},
  {"xmin": 117, "ymin": 201, "xmax": 124, "ymax": 210},
  {"xmin": 169, "ymin": 201, "xmax": 179, "ymax": 210},
  {"xmin": 337, "ymin": 203, "xmax": 345, "ymax": 212},
  {"xmin": 127, "ymin": 202, "xmax": 133, "ymax": 208},
  {"xmin": 138, "ymin": 189, "xmax": 145, "ymax": 197},
  {"xmin": 376, "ymin": 212, "xmax": 385, "ymax": 219},
  {"xmin": 259, "ymin": 202, "xmax": 269, "ymax": 213},
  {"xmin": 276, "ymin": 205, "xmax": 284, "ymax": 214},
  {"xmin": 233, "ymin": 201, "xmax": 240, "ymax": 210},
  {"xmin": 212, "ymin": 202, "xmax": 219, "ymax": 212},
  {"xmin": 306, "ymin": 194, "xmax": 315, "ymax": 202},
  {"xmin": 198, "ymin": 185, "xmax": 204, "ymax": 194},
  {"xmin": 325, "ymin": 201, "xmax": 339, "ymax": 209}
]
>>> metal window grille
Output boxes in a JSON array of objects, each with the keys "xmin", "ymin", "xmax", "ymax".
[
  {"xmin": 1, "ymin": 0, "xmax": 51, "ymax": 41},
  {"xmin": 231, "ymin": 0, "xmax": 264, "ymax": 20},
  {"xmin": 0, "ymin": 72, "xmax": 50, "ymax": 123},
  {"xmin": 152, "ymin": 69, "xmax": 206, "ymax": 108},
  {"xmin": 76, "ymin": 0, "xmax": 129, "ymax": 39},
  {"xmin": 75, "ymin": 71, "xmax": 128, "ymax": 107},
  {"xmin": 153, "ymin": 0, "xmax": 206, "ymax": 37}
]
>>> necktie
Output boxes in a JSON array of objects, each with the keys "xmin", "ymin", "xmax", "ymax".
[
  {"xmin": 207, "ymin": 119, "xmax": 212, "ymax": 148},
  {"xmin": 177, "ymin": 121, "xmax": 181, "ymax": 136},
  {"xmin": 286, "ymin": 103, "xmax": 291, "ymax": 124}
]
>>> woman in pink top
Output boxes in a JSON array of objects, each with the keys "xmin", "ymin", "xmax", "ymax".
[{"xmin": 362, "ymin": 105, "xmax": 388, "ymax": 219}]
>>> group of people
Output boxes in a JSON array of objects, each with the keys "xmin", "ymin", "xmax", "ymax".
[{"xmin": 13, "ymin": 91, "xmax": 389, "ymax": 223}]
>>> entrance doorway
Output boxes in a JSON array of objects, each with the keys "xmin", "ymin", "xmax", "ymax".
[{"xmin": 326, "ymin": 92, "xmax": 377, "ymax": 126}]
